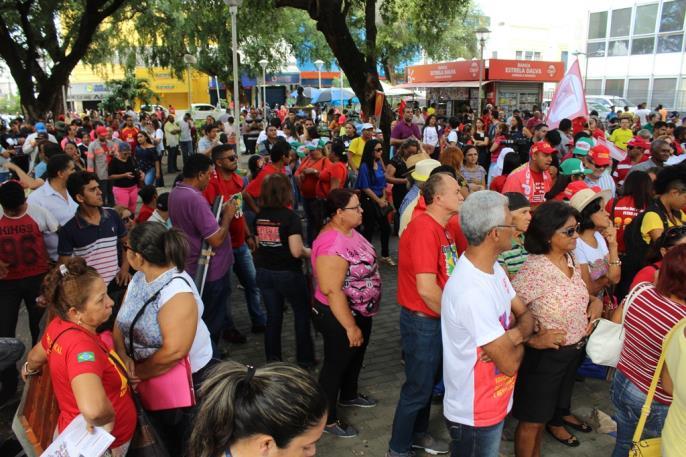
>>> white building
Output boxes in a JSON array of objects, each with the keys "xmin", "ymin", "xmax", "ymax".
[{"xmin": 583, "ymin": 0, "xmax": 686, "ymax": 110}]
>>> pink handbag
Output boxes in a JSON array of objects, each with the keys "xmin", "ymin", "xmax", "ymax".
[
  {"xmin": 136, "ymin": 356, "xmax": 196, "ymax": 411},
  {"xmin": 128, "ymin": 277, "xmax": 197, "ymax": 411}
]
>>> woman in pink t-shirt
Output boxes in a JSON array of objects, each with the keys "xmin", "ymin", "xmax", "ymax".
[{"xmin": 311, "ymin": 188, "xmax": 381, "ymax": 438}]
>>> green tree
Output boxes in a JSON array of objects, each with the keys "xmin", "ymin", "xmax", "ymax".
[
  {"xmin": 99, "ymin": 70, "xmax": 158, "ymax": 113},
  {"xmin": 0, "ymin": 0, "xmax": 136, "ymax": 119},
  {"xmin": 0, "ymin": 94, "xmax": 21, "ymax": 115}
]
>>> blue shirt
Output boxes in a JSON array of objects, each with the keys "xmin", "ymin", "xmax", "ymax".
[
  {"xmin": 34, "ymin": 161, "xmax": 47, "ymax": 179},
  {"xmin": 356, "ymin": 160, "xmax": 386, "ymax": 197},
  {"xmin": 399, "ymin": 184, "xmax": 420, "ymax": 216}
]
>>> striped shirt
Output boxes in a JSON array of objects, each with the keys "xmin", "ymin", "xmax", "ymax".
[
  {"xmin": 58, "ymin": 208, "xmax": 126, "ymax": 285},
  {"xmin": 497, "ymin": 237, "xmax": 528, "ymax": 276},
  {"xmin": 585, "ymin": 170, "xmax": 616, "ymax": 198},
  {"xmin": 617, "ymin": 283, "xmax": 686, "ymax": 404}
]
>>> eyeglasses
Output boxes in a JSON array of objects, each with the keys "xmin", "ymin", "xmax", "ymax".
[
  {"xmin": 493, "ymin": 224, "xmax": 516, "ymax": 231},
  {"xmin": 121, "ymin": 215, "xmax": 133, "ymax": 223},
  {"xmin": 218, "ymin": 155, "xmax": 237, "ymax": 162},
  {"xmin": 557, "ymin": 223, "xmax": 580, "ymax": 238},
  {"xmin": 343, "ymin": 204, "xmax": 362, "ymax": 213}
]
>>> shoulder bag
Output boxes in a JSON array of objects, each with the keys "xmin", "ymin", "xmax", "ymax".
[
  {"xmin": 629, "ymin": 318, "xmax": 686, "ymax": 456},
  {"xmin": 586, "ymin": 281, "xmax": 652, "ymax": 367},
  {"xmin": 128, "ymin": 276, "xmax": 196, "ymax": 411}
]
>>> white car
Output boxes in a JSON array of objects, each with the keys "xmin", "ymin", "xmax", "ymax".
[
  {"xmin": 585, "ymin": 95, "xmax": 637, "ymax": 113},
  {"xmin": 188, "ymin": 103, "xmax": 227, "ymax": 122}
]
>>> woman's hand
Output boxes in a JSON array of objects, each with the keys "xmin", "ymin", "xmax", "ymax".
[
  {"xmin": 586, "ymin": 297, "xmax": 604, "ymax": 334},
  {"xmin": 602, "ymin": 225, "xmax": 618, "ymax": 247},
  {"xmin": 120, "ymin": 354, "xmax": 141, "ymax": 388},
  {"xmin": 346, "ymin": 326, "xmax": 364, "ymax": 347},
  {"xmin": 529, "ymin": 328, "xmax": 566, "ymax": 350},
  {"xmin": 378, "ymin": 198, "xmax": 389, "ymax": 208},
  {"xmin": 125, "ymin": 172, "xmax": 135, "ymax": 179}
]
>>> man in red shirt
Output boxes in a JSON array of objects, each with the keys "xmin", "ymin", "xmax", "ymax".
[
  {"xmin": 205, "ymin": 144, "xmax": 267, "ymax": 337},
  {"xmin": 501, "ymin": 141, "xmax": 554, "ymax": 206},
  {"xmin": 613, "ymin": 137, "xmax": 650, "ymax": 188},
  {"xmin": 243, "ymin": 140, "xmax": 289, "ymax": 214},
  {"xmin": 388, "ymin": 173, "xmax": 464, "ymax": 456},
  {"xmin": 119, "ymin": 116, "xmax": 139, "ymax": 151}
]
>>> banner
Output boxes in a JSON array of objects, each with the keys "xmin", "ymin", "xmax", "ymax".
[
  {"xmin": 374, "ymin": 90, "xmax": 385, "ymax": 119},
  {"xmin": 596, "ymin": 136, "xmax": 628, "ymax": 162},
  {"xmin": 545, "ymin": 59, "xmax": 588, "ymax": 129}
]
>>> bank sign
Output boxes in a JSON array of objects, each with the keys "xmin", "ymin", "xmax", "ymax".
[{"xmin": 488, "ymin": 60, "xmax": 564, "ymax": 82}]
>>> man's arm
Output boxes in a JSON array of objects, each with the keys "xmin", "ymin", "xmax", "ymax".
[
  {"xmin": 206, "ymin": 201, "xmax": 236, "ymax": 248},
  {"xmin": 416, "ymin": 273, "xmax": 442, "ymax": 314}
]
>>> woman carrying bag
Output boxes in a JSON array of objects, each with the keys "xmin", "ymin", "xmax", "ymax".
[{"xmin": 114, "ymin": 222, "xmax": 214, "ymax": 452}]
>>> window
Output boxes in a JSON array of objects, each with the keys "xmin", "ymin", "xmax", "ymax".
[
  {"xmin": 634, "ymin": 3, "xmax": 659, "ymax": 34},
  {"xmin": 586, "ymin": 79, "xmax": 603, "ymax": 95},
  {"xmin": 652, "ymin": 78, "xmax": 677, "ymax": 107},
  {"xmin": 516, "ymin": 51, "xmax": 523, "ymax": 59},
  {"xmin": 589, "ymin": 11, "xmax": 608, "ymax": 39},
  {"xmin": 657, "ymin": 33, "xmax": 683, "ymax": 52},
  {"xmin": 491, "ymin": 51, "xmax": 498, "ymax": 58},
  {"xmin": 610, "ymin": 8, "xmax": 632, "ymax": 37},
  {"xmin": 627, "ymin": 79, "xmax": 649, "ymax": 104},
  {"xmin": 587, "ymin": 42, "xmax": 606, "ymax": 57},
  {"xmin": 605, "ymin": 79, "xmax": 625, "ymax": 97},
  {"xmin": 525, "ymin": 51, "xmax": 533, "ymax": 60},
  {"xmin": 631, "ymin": 37, "xmax": 655, "ymax": 54},
  {"xmin": 660, "ymin": 0, "xmax": 686, "ymax": 32},
  {"xmin": 533, "ymin": 52, "xmax": 541, "ymax": 60},
  {"xmin": 561, "ymin": 50, "xmax": 569, "ymax": 68},
  {"xmin": 608, "ymin": 40, "xmax": 629, "ymax": 56}
]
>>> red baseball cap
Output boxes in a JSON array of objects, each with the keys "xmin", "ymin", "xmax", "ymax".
[
  {"xmin": 589, "ymin": 144, "xmax": 611, "ymax": 166},
  {"xmin": 530, "ymin": 141, "xmax": 556, "ymax": 155},
  {"xmin": 95, "ymin": 126, "xmax": 109, "ymax": 136},
  {"xmin": 563, "ymin": 181, "xmax": 590, "ymax": 200},
  {"xmin": 627, "ymin": 137, "xmax": 651, "ymax": 150}
]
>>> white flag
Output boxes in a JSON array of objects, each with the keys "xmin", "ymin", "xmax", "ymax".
[{"xmin": 545, "ymin": 60, "xmax": 588, "ymax": 129}]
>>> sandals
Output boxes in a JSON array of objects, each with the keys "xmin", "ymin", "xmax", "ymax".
[
  {"xmin": 562, "ymin": 418, "xmax": 593, "ymax": 433},
  {"xmin": 546, "ymin": 425, "xmax": 580, "ymax": 448}
]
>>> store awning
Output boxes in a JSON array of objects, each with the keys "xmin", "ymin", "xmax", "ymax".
[{"xmin": 398, "ymin": 81, "xmax": 485, "ymax": 89}]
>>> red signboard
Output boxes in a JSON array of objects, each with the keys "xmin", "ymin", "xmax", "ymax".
[
  {"xmin": 406, "ymin": 61, "xmax": 483, "ymax": 83},
  {"xmin": 488, "ymin": 60, "xmax": 564, "ymax": 82}
]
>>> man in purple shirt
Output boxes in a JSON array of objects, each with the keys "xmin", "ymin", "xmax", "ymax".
[
  {"xmin": 168, "ymin": 154, "xmax": 237, "ymax": 352},
  {"xmin": 391, "ymin": 106, "xmax": 421, "ymax": 147}
]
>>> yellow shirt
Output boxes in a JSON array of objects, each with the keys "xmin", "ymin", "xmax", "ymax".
[
  {"xmin": 348, "ymin": 137, "xmax": 366, "ymax": 169},
  {"xmin": 640, "ymin": 210, "xmax": 686, "ymax": 243},
  {"xmin": 609, "ymin": 127, "xmax": 634, "ymax": 151},
  {"xmin": 662, "ymin": 320, "xmax": 686, "ymax": 457},
  {"xmin": 427, "ymin": 107, "xmax": 436, "ymax": 117}
]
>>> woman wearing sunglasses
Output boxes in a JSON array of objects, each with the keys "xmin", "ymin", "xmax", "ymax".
[
  {"xmin": 512, "ymin": 201, "xmax": 603, "ymax": 454},
  {"xmin": 355, "ymin": 139, "xmax": 394, "ymax": 265}
]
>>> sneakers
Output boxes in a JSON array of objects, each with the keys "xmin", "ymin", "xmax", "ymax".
[
  {"xmin": 412, "ymin": 434, "xmax": 449, "ymax": 455},
  {"xmin": 380, "ymin": 256, "xmax": 397, "ymax": 266},
  {"xmin": 338, "ymin": 393, "xmax": 378, "ymax": 408},
  {"xmin": 222, "ymin": 328, "xmax": 247, "ymax": 344},
  {"xmin": 324, "ymin": 420, "xmax": 358, "ymax": 438}
]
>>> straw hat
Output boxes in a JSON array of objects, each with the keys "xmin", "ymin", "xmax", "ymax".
[
  {"xmin": 569, "ymin": 187, "xmax": 611, "ymax": 213},
  {"xmin": 411, "ymin": 159, "xmax": 441, "ymax": 182},
  {"xmin": 404, "ymin": 151, "xmax": 431, "ymax": 171}
]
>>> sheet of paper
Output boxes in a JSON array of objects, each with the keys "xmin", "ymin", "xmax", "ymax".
[{"xmin": 40, "ymin": 414, "xmax": 115, "ymax": 457}]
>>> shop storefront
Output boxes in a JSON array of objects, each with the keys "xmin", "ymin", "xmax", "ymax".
[{"xmin": 401, "ymin": 59, "xmax": 564, "ymax": 116}]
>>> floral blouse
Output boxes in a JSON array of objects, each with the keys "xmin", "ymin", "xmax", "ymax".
[{"xmin": 512, "ymin": 254, "xmax": 589, "ymax": 346}]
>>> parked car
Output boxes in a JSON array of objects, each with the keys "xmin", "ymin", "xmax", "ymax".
[
  {"xmin": 585, "ymin": 95, "xmax": 637, "ymax": 113},
  {"xmin": 189, "ymin": 103, "xmax": 228, "ymax": 122}
]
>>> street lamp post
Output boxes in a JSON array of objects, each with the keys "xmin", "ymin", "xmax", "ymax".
[
  {"xmin": 572, "ymin": 50, "xmax": 589, "ymax": 86},
  {"xmin": 224, "ymin": 0, "xmax": 243, "ymax": 152},
  {"xmin": 475, "ymin": 27, "xmax": 490, "ymax": 118},
  {"xmin": 314, "ymin": 59, "xmax": 324, "ymax": 89},
  {"xmin": 183, "ymin": 54, "xmax": 197, "ymax": 110},
  {"xmin": 259, "ymin": 59, "xmax": 268, "ymax": 112}
]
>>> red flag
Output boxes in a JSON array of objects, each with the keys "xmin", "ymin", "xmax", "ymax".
[
  {"xmin": 545, "ymin": 60, "xmax": 588, "ymax": 129},
  {"xmin": 374, "ymin": 90, "xmax": 385, "ymax": 119}
]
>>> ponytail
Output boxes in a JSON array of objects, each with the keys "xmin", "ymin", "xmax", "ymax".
[
  {"xmin": 41, "ymin": 258, "xmax": 100, "ymax": 319},
  {"xmin": 129, "ymin": 222, "xmax": 189, "ymax": 270}
]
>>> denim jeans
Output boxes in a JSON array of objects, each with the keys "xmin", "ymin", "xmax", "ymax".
[
  {"xmin": 229, "ymin": 244, "xmax": 266, "ymax": 327},
  {"xmin": 445, "ymin": 419, "xmax": 504, "ymax": 457},
  {"xmin": 179, "ymin": 140, "xmax": 193, "ymax": 166},
  {"xmin": 144, "ymin": 167, "xmax": 156, "ymax": 186},
  {"xmin": 389, "ymin": 308, "xmax": 443, "ymax": 453},
  {"xmin": 610, "ymin": 370, "xmax": 670, "ymax": 457},
  {"xmin": 201, "ymin": 270, "xmax": 231, "ymax": 357},
  {"xmin": 256, "ymin": 268, "xmax": 314, "ymax": 365}
]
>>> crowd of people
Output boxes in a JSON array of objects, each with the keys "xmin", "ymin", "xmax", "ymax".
[{"xmin": 1, "ymin": 97, "xmax": 686, "ymax": 457}]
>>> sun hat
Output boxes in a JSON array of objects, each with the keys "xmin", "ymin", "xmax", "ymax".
[
  {"xmin": 573, "ymin": 137, "xmax": 594, "ymax": 156},
  {"xmin": 560, "ymin": 158, "xmax": 592, "ymax": 176},
  {"xmin": 569, "ymin": 186, "xmax": 611, "ymax": 213},
  {"xmin": 589, "ymin": 144, "xmax": 611, "ymax": 166},
  {"xmin": 404, "ymin": 151, "xmax": 431, "ymax": 172},
  {"xmin": 411, "ymin": 159, "xmax": 441, "ymax": 182},
  {"xmin": 563, "ymin": 181, "xmax": 590, "ymax": 201}
]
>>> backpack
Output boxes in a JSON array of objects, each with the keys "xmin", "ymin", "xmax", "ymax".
[{"xmin": 616, "ymin": 198, "xmax": 670, "ymax": 300}]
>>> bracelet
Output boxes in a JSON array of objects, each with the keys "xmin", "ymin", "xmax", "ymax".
[
  {"xmin": 609, "ymin": 259, "xmax": 622, "ymax": 266},
  {"xmin": 23, "ymin": 362, "xmax": 40, "ymax": 376}
]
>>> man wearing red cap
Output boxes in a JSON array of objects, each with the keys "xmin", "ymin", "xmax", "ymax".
[
  {"xmin": 612, "ymin": 137, "xmax": 650, "ymax": 188},
  {"xmin": 87, "ymin": 126, "xmax": 116, "ymax": 206},
  {"xmin": 584, "ymin": 144, "xmax": 616, "ymax": 197},
  {"xmin": 501, "ymin": 141, "xmax": 554, "ymax": 206}
]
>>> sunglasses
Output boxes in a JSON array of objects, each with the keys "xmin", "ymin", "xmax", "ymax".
[
  {"xmin": 557, "ymin": 223, "xmax": 580, "ymax": 238},
  {"xmin": 374, "ymin": 147, "xmax": 383, "ymax": 152},
  {"xmin": 121, "ymin": 215, "xmax": 133, "ymax": 222},
  {"xmin": 219, "ymin": 155, "xmax": 238, "ymax": 162}
]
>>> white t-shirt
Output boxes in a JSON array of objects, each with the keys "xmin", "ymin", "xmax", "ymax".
[
  {"xmin": 574, "ymin": 231, "xmax": 609, "ymax": 282},
  {"xmin": 441, "ymin": 255, "xmax": 516, "ymax": 427},
  {"xmin": 447, "ymin": 130, "xmax": 458, "ymax": 144},
  {"xmin": 256, "ymin": 129, "xmax": 286, "ymax": 144},
  {"xmin": 159, "ymin": 272, "xmax": 213, "ymax": 373},
  {"xmin": 154, "ymin": 128, "xmax": 165, "ymax": 153},
  {"xmin": 636, "ymin": 108, "xmax": 651, "ymax": 126},
  {"xmin": 423, "ymin": 126, "xmax": 439, "ymax": 146}
]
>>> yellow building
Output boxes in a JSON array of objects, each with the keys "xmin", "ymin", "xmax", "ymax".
[{"xmin": 67, "ymin": 63, "xmax": 211, "ymax": 112}]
